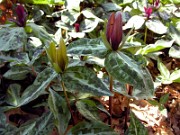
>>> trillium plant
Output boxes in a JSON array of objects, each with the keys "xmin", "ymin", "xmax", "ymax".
[{"xmin": 1, "ymin": 0, "xmax": 179, "ymax": 134}]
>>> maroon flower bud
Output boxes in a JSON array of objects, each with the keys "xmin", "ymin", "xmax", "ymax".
[
  {"xmin": 106, "ymin": 11, "xmax": 123, "ymax": 51},
  {"xmin": 10, "ymin": 5, "xmax": 27, "ymax": 27},
  {"xmin": 74, "ymin": 23, "xmax": 80, "ymax": 32},
  {"xmin": 144, "ymin": 7, "xmax": 153, "ymax": 19}
]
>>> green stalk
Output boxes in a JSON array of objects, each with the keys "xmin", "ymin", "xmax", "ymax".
[
  {"xmin": 60, "ymin": 81, "xmax": 75, "ymax": 125},
  {"xmin": 109, "ymin": 75, "xmax": 113, "ymax": 127},
  {"xmin": 144, "ymin": 26, "xmax": 148, "ymax": 44}
]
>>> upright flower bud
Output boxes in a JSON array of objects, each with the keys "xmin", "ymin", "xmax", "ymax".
[
  {"xmin": 106, "ymin": 11, "xmax": 123, "ymax": 51},
  {"xmin": 45, "ymin": 38, "xmax": 68, "ymax": 73},
  {"xmin": 10, "ymin": 5, "xmax": 27, "ymax": 27},
  {"xmin": 144, "ymin": 7, "xmax": 153, "ymax": 19}
]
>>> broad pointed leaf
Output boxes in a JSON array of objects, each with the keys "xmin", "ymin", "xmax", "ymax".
[
  {"xmin": 3, "ymin": 66, "xmax": 30, "ymax": 80},
  {"xmin": 169, "ymin": 45, "xmax": 180, "ymax": 58},
  {"xmin": 6, "ymin": 84, "xmax": 21, "ymax": 107},
  {"xmin": 105, "ymin": 52, "xmax": 154, "ymax": 99},
  {"xmin": 141, "ymin": 40, "xmax": 174, "ymax": 55},
  {"xmin": 0, "ymin": 27, "xmax": 27, "ymax": 51},
  {"xmin": 145, "ymin": 19, "xmax": 168, "ymax": 34},
  {"xmin": 48, "ymin": 89, "xmax": 71, "ymax": 135},
  {"xmin": 169, "ymin": 24, "xmax": 180, "ymax": 46},
  {"xmin": 19, "ymin": 68, "xmax": 58, "ymax": 106},
  {"xmin": 67, "ymin": 38, "xmax": 108, "ymax": 58},
  {"xmin": 67, "ymin": 121, "xmax": 117, "ymax": 135},
  {"xmin": 62, "ymin": 66, "xmax": 112, "ymax": 96},
  {"xmin": 76, "ymin": 99, "xmax": 101, "ymax": 121},
  {"xmin": 125, "ymin": 112, "xmax": 148, "ymax": 135},
  {"xmin": 170, "ymin": 69, "xmax": 180, "ymax": 83},
  {"xmin": 157, "ymin": 59, "xmax": 170, "ymax": 79}
]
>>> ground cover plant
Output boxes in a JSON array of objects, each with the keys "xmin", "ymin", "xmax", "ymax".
[{"xmin": 0, "ymin": 0, "xmax": 180, "ymax": 134}]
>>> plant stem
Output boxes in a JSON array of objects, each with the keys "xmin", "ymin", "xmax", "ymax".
[
  {"xmin": 124, "ymin": 84, "xmax": 133, "ymax": 132},
  {"xmin": 109, "ymin": 75, "xmax": 113, "ymax": 127},
  {"xmin": 144, "ymin": 26, "xmax": 148, "ymax": 44},
  {"xmin": 60, "ymin": 81, "xmax": 75, "ymax": 125}
]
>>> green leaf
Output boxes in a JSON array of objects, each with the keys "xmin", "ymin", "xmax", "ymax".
[
  {"xmin": 62, "ymin": 66, "xmax": 112, "ymax": 96},
  {"xmin": 145, "ymin": 19, "xmax": 168, "ymax": 34},
  {"xmin": 125, "ymin": 112, "xmax": 148, "ymax": 135},
  {"xmin": 76, "ymin": 99, "xmax": 100, "ymax": 121},
  {"xmin": 7, "ymin": 111, "xmax": 54, "ymax": 135},
  {"xmin": 169, "ymin": 45, "xmax": 180, "ymax": 58},
  {"xmin": 148, "ymin": 99, "xmax": 160, "ymax": 106},
  {"xmin": 48, "ymin": 89, "xmax": 71, "ymax": 135},
  {"xmin": 169, "ymin": 24, "xmax": 180, "ymax": 46},
  {"xmin": 19, "ymin": 68, "xmax": 58, "ymax": 106},
  {"xmin": 3, "ymin": 65, "xmax": 30, "ymax": 80},
  {"xmin": 160, "ymin": 93, "xmax": 169, "ymax": 104},
  {"xmin": 101, "ymin": 2, "xmax": 121, "ymax": 12},
  {"xmin": 80, "ymin": 19, "xmax": 99, "ymax": 33},
  {"xmin": 157, "ymin": 59, "xmax": 170, "ymax": 79},
  {"xmin": 6, "ymin": 84, "xmax": 21, "ymax": 107},
  {"xmin": 27, "ymin": 23, "xmax": 54, "ymax": 45},
  {"xmin": 170, "ymin": 69, "xmax": 180, "ymax": 83},
  {"xmin": 67, "ymin": 38, "xmax": 109, "ymax": 58},
  {"xmin": 105, "ymin": 52, "xmax": 154, "ymax": 99},
  {"xmin": 0, "ymin": 52, "xmax": 30, "ymax": 65},
  {"xmin": 141, "ymin": 40, "xmax": 174, "ymax": 55},
  {"xmin": 19, "ymin": 0, "xmax": 65, "ymax": 4},
  {"xmin": 67, "ymin": 121, "xmax": 117, "ymax": 135},
  {"xmin": 0, "ymin": 27, "xmax": 27, "ymax": 51},
  {"xmin": 65, "ymin": 0, "xmax": 81, "ymax": 11},
  {"xmin": 81, "ymin": 8, "xmax": 103, "ymax": 23},
  {"xmin": 0, "ymin": 112, "xmax": 16, "ymax": 135},
  {"xmin": 124, "ymin": 15, "xmax": 145, "ymax": 30}
]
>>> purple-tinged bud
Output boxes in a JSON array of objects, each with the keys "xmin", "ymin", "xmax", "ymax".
[
  {"xmin": 10, "ymin": 5, "xmax": 27, "ymax": 27},
  {"xmin": 106, "ymin": 11, "xmax": 123, "ymax": 51},
  {"xmin": 144, "ymin": 7, "xmax": 153, "ymax": 19},
  {"xmin": 74, "ymin": 23, "xmax": 80, "ymax": 32}
]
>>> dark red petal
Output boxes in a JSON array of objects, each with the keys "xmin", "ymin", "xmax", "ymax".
[
  {"xmin": 106, "ymin": 12, "xmax": 115, "ymax": 43},
  {"xmin": 111, "ymin": 11, "xmax": 122, "ymax": 50}
]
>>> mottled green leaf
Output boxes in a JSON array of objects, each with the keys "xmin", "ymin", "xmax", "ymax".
[
  {"xmin": 19, "ymin": 68, "xmax": 58, "ymax": 106},
  {"xmin": 48, "ymin": 89, "xmax": 71, "ymax": 135},
  {"xmin": 27, "ymin": 23, "xmax": 54, "ymax": 45},
  {"xmin": 6, "ymin": 84, "xmax": 21, "ymax": 107},
  {"xmin": 157, "ymin": 59, "xmax": 170, "ymax": 79},
  {"xmin": 169, "ymin": 45, "xmax": 180, "ymax": 58},
  {"xmin": 145, "ymin": 19, "xmax": 168, "ymax": 34},
  {"xmin": 67, "ymin": 38, "xmax": 108, "ymax": 58},
  {"xmin": 125, "ymin": 112, "xmax": 148, "ymax": 135},
  {"xmin": 62, "ymin": 66, "xmax": 112, "ymax": 96},
  {"xmin": 67, "ymin": 121, "xmax": 117, "ymax": 135},
  {"xmin": 101, "ymin": 2, "xmax": 121, "ymax": 12},
  {"xmin": 76, "ymin": 99, "xmax": 100, "ymax": 121},
  {"xmin": 3, "ymin": 66, "xmax": 30, "ymax": 80},
  {"xmin": 141, "ymin": 40, "xmax": 174, "ymax": 55},
  {"xmin": 105, "ymin": 52, "xmax": 154, "ymax": 99},
  {"xmin": 0, "ymin": 27, "xmax": 27, "ymax": 51},
  {"xmin": 124, "ymin": 15, "xmax": 145, "ymax": 30},
  {"xmin": 170, "ymin": 69, "xmax": 180, "ymax": 83},
  {"xmin": 169, "ymin": 24, "xmax": 180, "ymax": 46}
]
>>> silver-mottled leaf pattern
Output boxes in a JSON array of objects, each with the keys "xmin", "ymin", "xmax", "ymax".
[
  {"xmin": 62, "ymin": 66, "xmax": 112, "ymax": 96},
  {"xmin": 105, "ymin": 52, "xmax": 154, "ymax": 99},
  {"xmin": 67, "ymin": 38, "xmax": 109, "ymax": 58}
]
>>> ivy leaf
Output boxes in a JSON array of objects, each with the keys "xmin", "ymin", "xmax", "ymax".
[
  {"xmin": 48, "ymin": 89, "xmax": 71, "ymax": 135},
  {"xmin": 67, "ymin": 121, "xmax": 117, "ymax": 135},
  {"xmin": 19, "ymin": 68, "xmax": 58, "ymax": 106},
  {"xmin": 145, "ymin": 19, "xmax": 168, "ymax": 34},
  {"xmin": 0, "ymin": 27, "xmax": 27, "ymax": 51},
  {"xmin": 67, "ymin": 38, "xmax": 108, "ymax": 58},
  {"xmin": 169, "ymin": 24, "xmax": 180, "ymax": 46},
  {"xmin": 62, "ymin": 66, "xmax": 112, "ymax": 96},
  {"xmin": 105, "ymin": 52, "xmax": 154, "ymax": 99},
  {"xmin": 157, "ymin": 59, "xmax": 170, "ymax": 80},
  {"xmin": 125, "ymin": 112, "xmax": 148, "ymax": 135}
]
